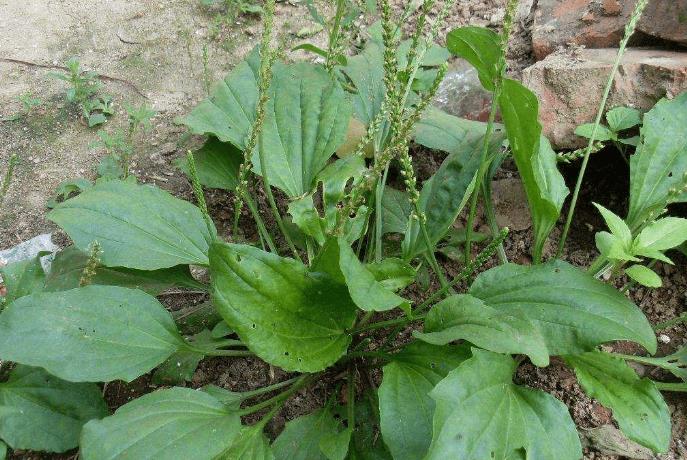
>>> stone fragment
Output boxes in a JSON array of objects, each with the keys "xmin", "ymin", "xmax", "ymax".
[
  {"xmin": 532, "ymin": 0, "xmax": 635, "ymax": 60},
  {"xmin": 637, "ymin": 0, "xmax": 687, "ymax": 46},
  {"xmin": 522, "ymin": 48, "xmax": 687, "ymax": 148}
]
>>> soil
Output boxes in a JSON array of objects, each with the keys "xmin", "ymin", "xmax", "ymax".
[{"xmin": 1, "ymin": 1, "xmax": 685, "ymax": 459}]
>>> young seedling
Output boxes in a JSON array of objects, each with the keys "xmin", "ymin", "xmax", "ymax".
[
  {"xmin": 92, "ymin": 103, "xmax": 156, "ymax": 179},
  {"xmin": 1, "ymin": 92, "xmax": 43, "ymax": 122},
  {"xmin": 49, "ymin": 57, "xmax": 113, "ymax": 127}
]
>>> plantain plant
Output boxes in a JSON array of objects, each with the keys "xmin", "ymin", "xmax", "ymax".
[{"xmin": 0, "ymin": 0, "xmax": 686, "ymax": 458}]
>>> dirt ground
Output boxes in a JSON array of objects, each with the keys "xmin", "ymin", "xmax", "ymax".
[{"xmin": 1, "ymin": 1, "xmax": 685, "ymax": 459}]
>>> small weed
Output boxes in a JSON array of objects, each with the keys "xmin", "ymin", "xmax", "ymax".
[
  {"xmin": 48, "ymin": 57, "xmax": 112, "ymax": 127},
  {"xmin": 92, "ymin": 103, "xmax": 156, "ymax": 179},
  {"xmin": 1, "ymin": 92, "xmax": 43, "ymax": 122}
]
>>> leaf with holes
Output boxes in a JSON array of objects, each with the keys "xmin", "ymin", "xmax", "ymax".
[
  {"xmin": 468, "ymin": 260, "xmax": 656, "ymax": 355},
  {"xmin": 313, "ymin": 237, "xmax": 408, "ymax": 312},
  {"xmin": 378, "ymin": 342, "xmax": 470, "ymax": 460},
  {"xmin": 0, "ymin": 286, "xmax": 187, "ymax": 382},
  {"xmin": 48, "ymin": 179, "xmax": 216, "ymax": 270},
  {"xmin": 564, "ymin": 351, "xmax": 670, "ymax": 453},
  {"xmin": 404, "ymin": 109, "xmax": 504, "ymax": 259},
  {"xmin": 81, "ymin": 387, "xmax": 241, "ymax": 460},
  {"xmin": 414, "ymin": 294, "xmax": 550, "ymax": 367},
  {"xmin": 426, "ymin": 349, "xmax": 581, "ymax": 459},
  {"xmin": 210, "ymin": 242, "xmax": 357, "ymax": 372}
]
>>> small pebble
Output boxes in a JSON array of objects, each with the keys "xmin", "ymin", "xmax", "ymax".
[{"xmin": 658, "ymin": 334, "xmax": 671, "ymax": 344}]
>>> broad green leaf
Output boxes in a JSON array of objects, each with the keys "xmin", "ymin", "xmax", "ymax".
[
  {"xmin": 498, "ymin": 79, "xmax": 569, "ymax": 261},
  {"xmin": 176, "ymin": 137, "xmax": 243, "ymax": 190},
  {"xmin": 0, "ymin": 441, "xmax": 5, "ymax": 460},
  {"xmin": 210, "ymin": 242, "xmax": 356, "ymax": 372},
  {"xmin": 217, "ymin": 425, "xmax": 274, "ymax": 460},
  {"xmin": 0, "ymin": 286, "xmax": 186, "ymax": 382},
  {"xmin": 0, "ymin": 365, "xmax": 108, "ymax": 453},
  {"xmin": 595, "ymin": 231, "xmax": 638, "ymax": 262},
  {"xmin": 288, "ymin": 195, "xmax": 327, "ymax": 245},
  {"xmin": 469, "ymin": 260, "xmax": 657, "ymax": 355},
  {"xmin": 272, "ymin": 408, "xmax": 340, "ymax": 460},
  {"xmin": 48, "ymin": 179, "xmax": 217, "ymax": 270},
  {"xmin": 380, "ymin": 187, "xmax": 411, "ymax": 235},
  {"xmin": 404, "ymin": 109, "xmax": 504, "ymax": 258},
  {"xmin": 446, "ymin": 26, "xmax": 500, "ymax": 91},
  {"xmin": 318, "ymin": 155, "xmax": 366, "ymax": 231},
  {"xmin": 200, "ymin": 385, "xmax": 244, "ymax": 409},
  {"xmin": 152, "ymin": 350, "xmax": 203, "ymax": 385},
  {"xmin": 314, "ymin": 237, "xmax": 408, "ymax": 312},
  {"xmin": 346, "ymin": 394, "xmax": 392, "ymax": 460},
  {"xmin": 628, "ymin": 93, "xmax": 687, "ymax": 228},
  {"xmin": 574, "ymin": 123, "xmax": 614, "ymax": 141},
  {"xmin": 606, "ymin": 106, "xmax": 642, "ymax": 132},
  {"xmin": 366, "ymin": 258, "xmax": 415, "ymax": 291},
  {"xmin": 413, "ymin": 107, "xmax": 498, "ymax": 157},
  {"xmin": 635, "ymin": 217, "xmax": 687, "ymax": 251},
  {"xmin": 564, "ymin": 352, "xmax": 670, "ymax": 453},
  {"xmin": 320, "ymin": 427, "xmax": 352, "ymax": 460},
  {"xmin": 0, "ymin": 255, "xmax": 45, "ymax": 303},
  {"xmin": 289, "ymin": 156, "xmax": 367, "ymax": 245},
  {"xmin": 44, "ymin": 246, "xmax": 205, "ymax": 295},
  {"xmin": 593, "ymin": 202, "xmax": 632, "ymax": 245},
  {"xmin": 414, "ymin": 294, "xmax": 549, "ymax": 366},
  {"xmin": 427, "ymin": 349, "xmax": 581, "ymax": 460},
  {"xmin": 252, "ymin": 63, "xmax": 352, "ymax": 197},
  {"xmin": 182, "ymin": 46, "xmax": 260, "ymax": 147},
  {"xmin": 81, "ymin": 387, "xmax": 241, "ymax": 460},
  {"xmin": 379, "ymin": 342, "xmax": 469, "ymax": 460},
  {"xmin": 625, "ymin": 264, "xmax": 662, "ymax": 288},
  {"xmin": 340, "ymin": 41, "xmax": 385, "ymax": 126}
]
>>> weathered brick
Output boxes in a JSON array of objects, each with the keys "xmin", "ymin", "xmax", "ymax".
[
  {"xmin": 532, "ymin": 0, "xmax": 635, "ymax": 60},
  {"xmin": 637, "ymin": 0, "xmax": 687, "ymax": 46},
  {"xmin": 522, "ymin": 48, "xmax": 687, "ymax": 148}
]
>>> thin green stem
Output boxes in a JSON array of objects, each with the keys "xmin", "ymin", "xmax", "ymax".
[
  {"xmin": 351, "ymin": 315, "xmax": 425, "ymax": 335},
  {"xmin": 186, "ymin": 151, "xmax": 216, "ymax": 239},
  {"xmin": 326, "ymin": 0, "xmax": 346, "ymax": 72},
  {"xmin": 239, "ymin": 374, "xmax": 313, "ymax": 415},
  {"xmin": 257, "ymin": 133, "xmax": 302, "ymax": 262},
  {"xmin": 654, "ymin": 313, "xmax": 687, "ymax": 331},
  {"xmin": 375, "ymin": 166, "xmax": 390, "ymax": 263},
  {"xmin": 415, "ymin": 227, "xmax": 510, "ymax": 315},
  {"xmin": 241, "ymin": 376, "xmax": 301, "ymax": 399},
  {"xmin": 417, "ymin": 211, "xmax": 451, "ymax": 291},
  {"xmin": 198, "ymin": 348, "xmax": 254, "ymax": 358},
  {"xmin": 346, "ymin": 366, "xmax": 355, "ymax": 430},
  {"xmin": 465, "ymin": 94, "xmax": 500, "ymax": 264},
  {"xmin": 556, "ymin": 0, "xmax": 649, "ymax": 258},
  {"xmin": 244, "ymin": 193, "xmax": 278, "ymax": 253},
  {"xmin": 653, "ymin": 381, "xmax": 687, "ymax": 392},
  {"xmin": 481, "ymin": 182, "xmax": 508, "ymax": 264},
  {"xmin": 610, "ymin": 352, "xmax": 665, "ymax": 368}
]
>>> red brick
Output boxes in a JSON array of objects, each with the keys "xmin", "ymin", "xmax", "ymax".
[
  {"xmin": 532, "ymin": 0, "xmax": 634, "ymax": 60},
  {"xmin": 638, "ymin": 0, "xmax": 687, "ymax": 46},
  {"xmin": 522, "ymin": 48, "xmax": 687, "ymax": 149}
]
